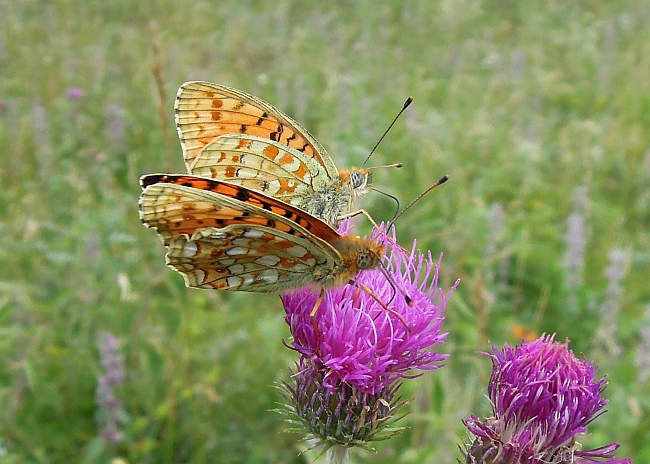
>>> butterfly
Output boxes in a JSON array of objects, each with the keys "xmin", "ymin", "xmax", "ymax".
[
  {"xmin": 174, "ymin": 81, "xmax": 372, "ymax": 227},
  {"xmin": 138, "ymin": 174, "xmax": 384, "ymax": 293}
]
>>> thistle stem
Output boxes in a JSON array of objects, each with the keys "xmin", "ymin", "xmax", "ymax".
[{"xmin": 325, "ymin": 445, "xmax": 349, "ymax": 464}]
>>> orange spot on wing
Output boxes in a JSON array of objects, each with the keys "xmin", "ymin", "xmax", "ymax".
[
  {"xmin": 293, "ymin": 162, "xmax": 309, "ymax": 180},
  {"xmin": 275, "ymin": 179, "xmax": 298, "ymax": 194},
  {"xmin": 279, "ymin": 152, "xmax": 294, "ymax": 165},
  {"xmin": 263, "ymin": 144, "xmax": 280, "ymax": 160}
]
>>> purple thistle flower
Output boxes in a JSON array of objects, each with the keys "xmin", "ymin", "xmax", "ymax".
[
  {"xmin": 462, "ymin": 335, "xmax": 631, "ymax": 464},
  {"xmin": 279, "ymin": 222, "xmax": 457, "ymax": 448}
]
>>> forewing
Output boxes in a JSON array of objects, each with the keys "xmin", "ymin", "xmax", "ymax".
[
  {"xmin": 139, "ymin": 174, "xmax": 342, "ymax": 244},
  {"xmin": 175, "ymin": 81, "xmax": 338, "ymax": 177}
]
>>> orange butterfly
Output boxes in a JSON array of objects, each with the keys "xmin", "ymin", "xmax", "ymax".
[
  {"xmin": 139, "ymin": 174, "xmax": 384, "ymax": 293},
  {"xmin": 174, "ymin": 81, "xmax": 372, "ymax": 227}
]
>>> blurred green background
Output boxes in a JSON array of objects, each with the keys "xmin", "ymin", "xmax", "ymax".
[{"xmin": 1, "ymin": 1, "xmax": 647, "ymax": 462}]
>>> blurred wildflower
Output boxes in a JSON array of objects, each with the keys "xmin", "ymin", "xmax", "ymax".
[
  {"xmin": 636, "ymin": 306, "xmax": 650, "ymax": 385},
  {"xmin": 564, "ymin": 186, "xmax": 587, "ymax": 305},
  {"xmin": 485, "ymin": 202, "xmax": 508, "ymax": 293},
  {"xmin": 278, "ymin": 223, "xmax": 457, "ymax": 454},
  {"xmin": 95, "ymin": 332, "xmax": 127, "ymax": 445},
  {"xmin": 511, "ymin": 48, "xmax": 526, "ymax": 83},
  {"xmin": 32, "ymin": 99, "xmax": 53, "ymax": 174},
  {"xmin": 105, "ymin": 103, "xmax": 127, "ymax": 154},
  {"xmin": 600, "ymin": 249, "xmax": 627, "ymax": 320},
  {"xmin": 597, "ymin": 248, "xmax": 629, "ymax": 356},
  {"xmin": 462, "ymin": 335, "xmax": 631, "ymax": 464},
  {"xmin": 66, "ymin": 87, "xmax": 85, "ymax": 100}
]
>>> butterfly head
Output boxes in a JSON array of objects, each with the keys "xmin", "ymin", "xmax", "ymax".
[
  {"xmin": 345, "ymin": 168, "xmax": 373, "ymax": 197},
  {"xmin": 356, "ymin": 243, "xmax": 383, "ymax": 270}
]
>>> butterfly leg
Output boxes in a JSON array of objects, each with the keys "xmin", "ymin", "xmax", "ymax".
[
  {"xmin": 354, "ymin": 282, "xmax": 411, "ymax": 332},
  {"xmin": 338, "ymin": 209, "xmax": 378, "ymax": 228},
  {"xmin": 309, "ymin": 289, "xmax": 326, "ymax": 353}
]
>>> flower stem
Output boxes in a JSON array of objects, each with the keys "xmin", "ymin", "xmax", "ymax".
[{"xmin": 325, "ymin": 445, "xmax": 349, "ymax": 464}]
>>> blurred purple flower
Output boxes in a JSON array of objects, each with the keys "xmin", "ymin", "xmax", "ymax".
[
  {"xmin": 597, "ymin": 248, "xmax": 628, "ymax": 356},
  {"xmin": 462, "ymin": 335, "xmax": 631, "ymax": 464},
  {"xmin": 66, "ymin": 87, "xmax": 85, "ymax": 100},
  {"xmin": 636, "ymin": 306, "xmax": 650, "ymax": 384},
  {"xmin": 564, "ymin": 186, "xmax": 588, "ymax": 309},
  {"xmin": 105, "ymin": 102, "xmax": 127, "ymax": 153},
  {"xmin": 95, "ymin": 332, "xmax": 127, "ymax": 445},
  {"xmin": 279, "ymin": 222, "xmax": 457, "ymax": 448}
]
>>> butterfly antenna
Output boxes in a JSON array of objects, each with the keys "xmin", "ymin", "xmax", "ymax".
[
  {"xmin": 387, "ymin": 175, "xmax": 450, "ymax": 230},
  {"xmin": 364, "ymin": 96, "xmax": 414, "ymax": 165},
  {"xmin": 370, "ymin": 188, "xmax": 401, "ymax": 219}
]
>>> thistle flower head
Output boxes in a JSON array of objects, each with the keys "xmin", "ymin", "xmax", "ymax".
[
  {"xmin": 462, "ymin": 334, "xmax": 631, "ymax": 464},
  {"xmin": 279, "ymin": 222, "xmax": 457, "ymax": 449}
]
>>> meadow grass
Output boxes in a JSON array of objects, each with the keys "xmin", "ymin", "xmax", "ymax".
[{"xmin": 0, "ymin": 1, "xmax": 647, "ymax": 462}]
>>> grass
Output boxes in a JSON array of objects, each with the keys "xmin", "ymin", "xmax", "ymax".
[{"xmin": 1, "ymin": 0, "xmax": 648, "ymax": 462}]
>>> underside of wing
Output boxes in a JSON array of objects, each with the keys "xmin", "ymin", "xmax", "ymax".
[
  {"xmin": 175, "ymin": 81, "xmax": 338, "ymax": 177},
  {"xmin": 190, "ymin": 134, "xmax": 326, "ymax": 198},
  {"xmin": 139, "ymin": 174, "xmax": 342, "ymax": 245},
  {"xmin": 165, "ymin": 224, "xmax": 337, "ymax": 292}
]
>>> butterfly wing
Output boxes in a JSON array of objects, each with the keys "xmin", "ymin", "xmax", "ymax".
[
  {"xmin": 189, "ymin": 133, "xmax": 324, "ymax": 201},
  {"xmin": 139, "ymin": 175, "xmax": 350, "ymax": 291},
  {"xmin": 175, "ymin": 81, "xmax": 339, "ymax": 178},
  {"xmin": 175, "ymin": 81, "xmax": 373, "ymax": 226}
]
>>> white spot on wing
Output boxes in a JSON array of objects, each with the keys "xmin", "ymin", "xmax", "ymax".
[
  {"xmin": 292, "ymin": 263, "xmax": 311, "ymax": 272},
  {"xmin": 259, "ymin": 269, "xmax": 278, "ymax": 283},
  {"xmin": 180, "ymin": 241, "xmax": 198, "ymax": 257},
  {"xmin": 266, "ymin": 179, "xmax": 281, "ymax": 194},
  {"xmin": 282, "ymin": 156, "xmax": 301, "ymax": 173},
  {"xmin": 228, "ymin": 264, "xmax": 245, "ymax": 275},
  {"xmin": 255, "ymin": 255, "xmax": 281, "ymax": 266},
  {"xmin": 286, "ymin": 245, "xmax": 308, "ymax": 258},
  {"xmin": 226, "ymin": 276, "xmax": 242, "ymax": 288},
  {"xmin": 226, "ymin": 246, "xmax": 248, "ymax": 256},
  {"xmin": 242, "ymin": 228, "xmax": 265, "ymax": 239}
]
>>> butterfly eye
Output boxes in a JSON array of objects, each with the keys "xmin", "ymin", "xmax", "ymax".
[
  {"xmin": 349, "ymin": 170, "xmax": 367, "ymax": 189},
  {"xmin": 356, "ymin": 252, "xmax": 374, "ymax": 270}
]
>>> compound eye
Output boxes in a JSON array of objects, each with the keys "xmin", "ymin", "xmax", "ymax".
[
  {"xmin": 356, "ymin": 252, "xmax": 373, "ymax": 269},
  {"xmin": 350, "ymin": 170, "xmax": 366, "ymax": 189}
]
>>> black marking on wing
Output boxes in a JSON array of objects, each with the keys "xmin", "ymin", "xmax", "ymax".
[{"xmin": 236, "ymin": 189, "xmax": 250, "ymax": 201}]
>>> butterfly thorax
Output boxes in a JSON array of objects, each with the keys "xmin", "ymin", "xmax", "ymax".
[{"xmin": 296, "ymin": 178, "xmax": 354, "ymax": 227}]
